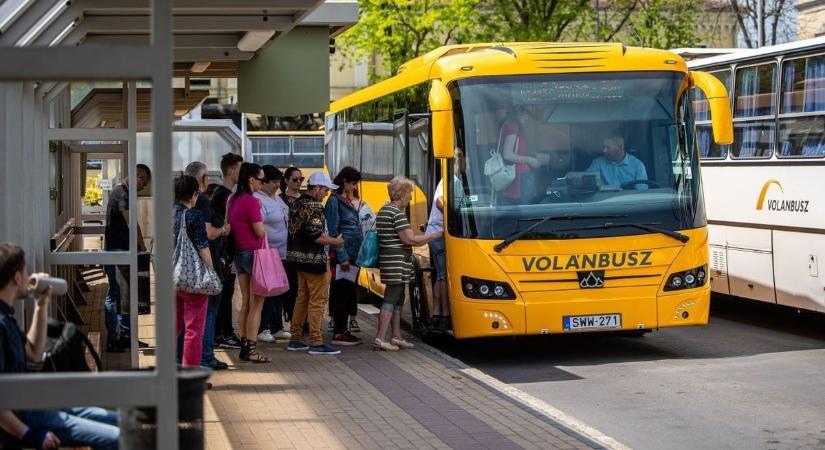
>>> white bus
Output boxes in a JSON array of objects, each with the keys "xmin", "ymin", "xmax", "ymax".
[{"xmin": 687, "ymin": 37, "xmax": 825, "ymax": 312}]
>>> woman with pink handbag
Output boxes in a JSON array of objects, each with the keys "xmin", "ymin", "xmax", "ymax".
[
  {"xmin": 254, "ymin": 165, "xmax": 291, "ymax": 343},
  {"xmin": 226, "ymin": 163, "xmax": 271, "ymax": 363}
]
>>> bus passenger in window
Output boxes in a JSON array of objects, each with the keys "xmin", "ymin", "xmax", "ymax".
[
  {"xmin": 499, "ymin": 105, "xmax": 549, "ymax": 203},
  {"xmin": 586, "ymin": 135, "xmax": 648, "ymax": 189}
]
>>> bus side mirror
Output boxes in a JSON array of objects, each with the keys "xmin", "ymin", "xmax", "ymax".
[
  {"xmin": 690, "ymin": 71, "xmax": 733, "ymax": 145},
  {"xmin": 429, "ymin": 79, "xmax": 455, "ymax": 159}
]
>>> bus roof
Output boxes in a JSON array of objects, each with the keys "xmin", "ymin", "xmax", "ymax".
[
  {"xmin": 329, "ymin": 42, "xmax": 689, "ymax": 113},
  {"xmin": 687, "ymin": 36, "xmax": 825, "ymax": 69}
]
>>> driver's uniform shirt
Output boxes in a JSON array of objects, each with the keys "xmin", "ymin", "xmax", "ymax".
[{"xmin": 586, "ymin": 153, "xmax": 648, "ymax": 189}]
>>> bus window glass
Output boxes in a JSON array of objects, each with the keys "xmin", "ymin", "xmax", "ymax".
[
  {"xmin": 731, "ymin": 120, "xmax": 774, "ymax": 158},
  {"xmin": 778, "ymin": 116, "xmax": 825, "ymax": 158},
  {"xmin": 735, "ymin": 63, "xmax": 776, "ymax": 117},
  {"xmin": 448, "ymin": 72, "xmax": 705, "ymax": 241},
  {"xmin": 697, "ymin": 124, "xmax": 728, "ymax": 159},
  {"xmin": 293, "ymin": 136, "xmax": 324, "ymax": 168},
  {"xmin": 781, "ymin": 55, "xmax": 825, "ymax": 113},
  {"xmin": 694, "ymin": 69, "xmax": 731, "ymax": 121}
]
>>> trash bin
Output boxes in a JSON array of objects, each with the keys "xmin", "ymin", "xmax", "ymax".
[
  {"xmin": 137, "ymin": 252, "xmax": 151, "ymax": 315},
  {"xmin": 119, "ymin": 367, "xmax": 212, "ymax": 449}
]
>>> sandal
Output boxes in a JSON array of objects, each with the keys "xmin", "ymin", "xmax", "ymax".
[
  {"xmin": 373, "ymin": 338, "xmax": 399, "ymax": 352},
  {"xmin": 241, "ymin": 339, "xmax": 271, "ymax": 363},
  {"xmin": 391, "ymin": 338, "xmax": 415, "ymax": 349}
]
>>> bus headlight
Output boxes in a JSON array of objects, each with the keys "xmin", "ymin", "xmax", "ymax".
[
  {"xmin": 462, "ymin": 276, "xmax": 516, "ymax": 300},
  {"xmin": 664, "ymin": 265, "xmax": 707, "ymax": 291}
]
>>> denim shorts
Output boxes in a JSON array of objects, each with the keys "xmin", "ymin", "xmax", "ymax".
[
  {"xmin": 428, "ymin": 237, "xmax": 446, "ymax": 281},
  {"xmin": 234, "ymin": 250, "xmax": 254, "ymax": 275}
]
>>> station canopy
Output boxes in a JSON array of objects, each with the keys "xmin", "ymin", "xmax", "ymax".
[{"xmin": 0, "ymin": 0, "xmax": 357, "ymax": 115}]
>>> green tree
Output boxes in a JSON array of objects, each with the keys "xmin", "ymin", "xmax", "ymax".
[
  {"xmin": 621, "ymin": 0, "xmax": 702, "ymax": 49},
  {"xmin": 337, "ymin": 0, "xmax": 482, "ymax": 80},
  {"xmin": 474, "ymin": 0, "xmax": 593, "ymax": 42}
]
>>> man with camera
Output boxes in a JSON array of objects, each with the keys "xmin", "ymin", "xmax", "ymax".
[{"xmin": 0, "ymin": 243, "xmax": 119, "ymax": 449}]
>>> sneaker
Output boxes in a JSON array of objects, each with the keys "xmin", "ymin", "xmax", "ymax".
[
  {"xmin": 430, "ymin": 316, "xmax": 442, "ymax": 330},
  {"xmin": 327, "ymin": 319, "xmax": 335, "ymax": 332},
  {"xmin": 349, "ymin": 319, "xmax": 361, "ymax": 332},
  {"xmin": 272, "ymin": 329, "xmax": 292, "ymax": 341},
  {"xmin": 308, "ymin": 343, "xmax": 342, "ymax": 355},
  {"xmin": 391, "ymin": 338, "xmax": 415, "ymax": 349},
  {"xmin": 257, "ymin": 330, "xmax": 276, "ymax": 343},
  {"xmin": 201, "ymin": 358, "xmax": 229, "ymax": 370},
  {"xmin": 287, "ymin": 341, "xmax": 309, "ymax": 352},
  {"xmin": 331, "ymin": 332, "xmax": 362, "ymax": 346},
  {"xmin": 373, "ymin": 338, "xmax": 399, "ymax": 352},
  {"xmin": 217, "ymin": 334, "xmax": 242, "ymax": 349}
]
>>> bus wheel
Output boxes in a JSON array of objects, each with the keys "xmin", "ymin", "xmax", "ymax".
[{"xmin": 409, "ymin": 262, "xmax": 431, "ymax": 338}]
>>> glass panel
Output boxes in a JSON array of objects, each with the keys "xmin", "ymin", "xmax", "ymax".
[
  {"xmin": 138, "ymin": 131, "xmax": 233, "ymax": 172},
  {"xmin": 361, "ymin": 122, "xmax": 394, "ymax": 179},
  {"xmin": 781, "ymin": 55, "xmax": 825, "ymax": 113},
  {"xmin": 293, "ymin": 136, "xmax": 323, "ymax": 154},
  {"xmin": 393, "ymin": 114, "xmax": 408, "ymax": 176},
  {"xmin": 778, "ymin": 116, "xmax": 825, "ymax": 158},
  {"xmin": 693, "ymin": 69, "xmax": 731, "ymax": 121},
  {"xmin": 731, "ymin": 120, "xmax": 775, "ymax": 158},
  {"xmin": 448, "ymin": 72, "xmax": 705, "ymax": 240},
  {"xmin": 696, "ymin": 124, "xmax": 729, "ymax": 159},
  {"xmin": 253, "ymin": 153, "xmax": 291, "ymax": 167},
  {"xmin": 735, "ymin": 63, "xmax": 776, "ymax": 117}
]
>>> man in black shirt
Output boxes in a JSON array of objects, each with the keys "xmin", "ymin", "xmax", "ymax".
[
  {"xmin": 212, "ymin": 153, "xmax": 244, "ymax": 349},
  {"xmin": 183, "ymin": 161, "xmax": 230, "ymax": 369},
  {"xmin": 103, "ymin": 164, "xmax": 151, "ymax": 352},
  {"xmin": 0, "ymin": 243, "xmax": 119, "ymax": 449}
]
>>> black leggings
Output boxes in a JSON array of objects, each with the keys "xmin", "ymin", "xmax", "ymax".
[{"xmin": 330, "ymin": 278, "xmax": 357, "ymax": 334}]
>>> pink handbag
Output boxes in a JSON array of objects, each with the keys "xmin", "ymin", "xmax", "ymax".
[{"xmin": 252, "ymin": 239, "xmax": 289, "ymax": 297}]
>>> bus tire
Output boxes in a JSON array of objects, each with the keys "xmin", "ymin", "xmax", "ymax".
[{"xmin": 409, "ymin": 260, "xmax": 431, "ymax": 338}]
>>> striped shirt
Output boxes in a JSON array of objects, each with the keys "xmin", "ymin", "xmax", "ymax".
[{"xmin": 376, "ymin": 203, "xmax": 412, "ymax": 285}]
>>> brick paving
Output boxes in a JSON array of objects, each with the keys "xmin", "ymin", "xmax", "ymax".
[{"xmin": 71, "ymin": 269, "xmax": 599, "ymax": 449}]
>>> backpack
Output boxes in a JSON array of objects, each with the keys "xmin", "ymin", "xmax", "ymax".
[{"xmin": 39, "ymin": 319, "xmax": 101, "ymax": 372}]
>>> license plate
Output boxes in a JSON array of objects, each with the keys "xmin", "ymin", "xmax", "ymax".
[{"xmin": 563, "ymin": 313, "xmax": 621, "ymax": 331}]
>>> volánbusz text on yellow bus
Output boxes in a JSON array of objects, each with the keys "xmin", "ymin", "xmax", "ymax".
[{"xmin": 327, "ymin": 42, "xmax": 733, "ymax": 339}]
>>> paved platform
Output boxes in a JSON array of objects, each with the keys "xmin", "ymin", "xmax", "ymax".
[{"xmin": 136, "ymin": 306, "xmax": 599, "ymax": 449}]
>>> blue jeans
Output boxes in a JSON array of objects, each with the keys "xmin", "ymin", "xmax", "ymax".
[
  {"xmin": 12, "ymin": 407, "xmax": 119, "ymax": 450},
  {"xmin": 103, "ymin": 265, "xmax": 130, "ymax": 341}
]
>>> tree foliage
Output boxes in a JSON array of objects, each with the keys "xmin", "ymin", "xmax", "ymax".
[
  {"xmin": 474, "ymin": 0, "xmax": 592, "ymax": 42},
  {"xmin": 336, "ymin": 0, "xmax": 482, "ymax": 80},
  {"xmin": 728, "ymin": 0, "xmax": 795, "ymax": 48},
  {"xmin": 623, "ymin": 0, "xmax": 702, "ymax": 49}
]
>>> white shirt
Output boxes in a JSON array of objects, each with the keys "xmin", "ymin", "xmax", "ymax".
[
  {"xmin": 254, "ymin": 191, "xmax": 289, "ymax": 258},
  {"xmin": 425, "ymin": 179, "xmax": 445, "ymax": 234}
]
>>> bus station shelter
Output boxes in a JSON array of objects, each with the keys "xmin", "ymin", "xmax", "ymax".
[{"xmin": 0, "ymin": 1, "xmax": 357, "ymax": 447}]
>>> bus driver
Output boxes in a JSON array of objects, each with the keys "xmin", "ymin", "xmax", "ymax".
[{"xmin": 586, "ymin": 135, "xmax": 648, "ymax": 189}]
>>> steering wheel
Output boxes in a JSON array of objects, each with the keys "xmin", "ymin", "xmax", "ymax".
[{"xmin": 620, "ymin": 179, "xmax": 660, "ymax": 190}]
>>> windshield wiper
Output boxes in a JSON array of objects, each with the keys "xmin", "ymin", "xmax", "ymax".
[
  {"xmin": 493, "ymin": 214, "xmax": 627, "ymax": 253},
  {"xmin": 559, "ymin": 222, "xmax": 690, "ymax": 243}
]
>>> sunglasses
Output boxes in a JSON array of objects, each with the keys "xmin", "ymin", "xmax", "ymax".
[
  {"xmin": 253, "ymin": 176, "xmax": 265, "ymax": 182},
  {"xmin": 290, "ymin": 176, "xmax": 305, "ymax": 183}
]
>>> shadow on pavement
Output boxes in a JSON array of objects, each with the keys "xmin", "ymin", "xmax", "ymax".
[{"xmin": 431, "ymin": 294, "xmax": 825, "ymax": 384}]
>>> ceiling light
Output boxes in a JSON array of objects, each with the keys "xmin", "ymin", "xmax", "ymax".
[
  {"xmin": 237, "ymin": 30, "xmax": 275, "ymax": 52},
  {"xmin": 190, "ymin": 61, "xmax": 210, "ymax": 73}
]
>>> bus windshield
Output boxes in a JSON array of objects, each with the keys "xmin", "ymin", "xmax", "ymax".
[{"xmin": 448, "ymin": 71, "xmax": 706, "ymax": 240}]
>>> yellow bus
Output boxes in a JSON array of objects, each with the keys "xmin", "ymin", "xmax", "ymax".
[{"xmin": 327, "ymin": 42, "xmax": 733, "ymax": 339}]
